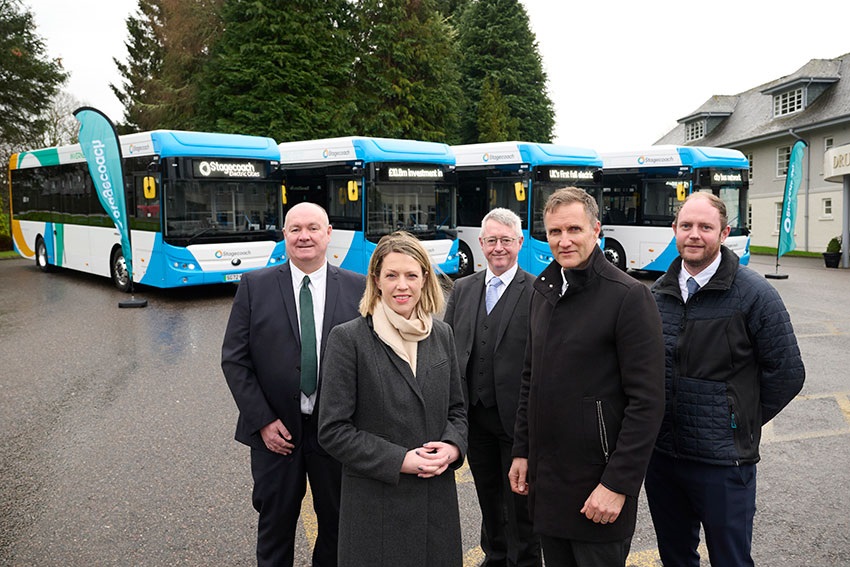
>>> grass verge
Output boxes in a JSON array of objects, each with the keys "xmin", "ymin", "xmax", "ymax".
[{"xmin": 749, "ymin": 246, "xmax": 821, "ymax": 258}]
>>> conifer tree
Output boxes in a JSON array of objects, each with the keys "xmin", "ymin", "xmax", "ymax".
[
  {"xmin": 476, "ymin": 75, "xmax": 518, "ymax": 142},
  {"xmin": 112, "ymin": 0, "xmax": 163, "ymax": 131},
  {"xmin": 0, "ymin": 0, "xmax": 67, "ymax": 152},
  {"xmin": 113, "ymin": 0, "xmax": 222, "ymax": 132},
  {"xmin": 456, "ymin": 0, "xmax": 554, "ymax": 143},
  {"xmin": 194, "ymin": 0, "xmax": 356, "ymax": 141},
  {"xmin": 352, "ymin": 0, "xmax": 463, "ymax": 143}
]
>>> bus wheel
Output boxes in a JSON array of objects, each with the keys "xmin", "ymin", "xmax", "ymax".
[
  {"xmin": 604, "ymin": 240, "xmax": 627, "ymax": 271},
  {"xmin": 35, "ymin": 237, "xmax": 54, "ymax": 272},
  {"xmin": 110, "ymin": 248, "xmax": 132, "ymax": 292},
  {"xmin": 456, "ymin": 241, "xmax": 474, "ymax": 277}
]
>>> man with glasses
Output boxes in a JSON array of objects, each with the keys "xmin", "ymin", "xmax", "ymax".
[{"xmin": 445, "ymin": 208, "xmax": 541, "ymax": 567}]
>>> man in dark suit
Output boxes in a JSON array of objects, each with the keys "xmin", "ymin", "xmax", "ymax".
[
  {"xmin": 222, "ymin": 202, "xmax": 366, "ymax": 567},
  {"xmin": 444, "ymin": 208, "xmax": 540, "ymax": 567}
]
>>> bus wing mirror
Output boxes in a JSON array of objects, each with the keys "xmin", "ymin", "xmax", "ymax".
[
  {"xmin": 347, "ymin": 180, "xmax": 359, "ymax": 201},
  {"xmin": 143, "ymin": 176, "xmax": 157, "ymax": 199},
  {"xmin": 281, "ymin": 184, "xmax": 287, "ymax": 205},
  {"xmin": 514, "ymin": 181, "xmax": 526, "ymax": 202},
  {"xmin": 676, "ymin": 183, "xmax": 686, "ymax": 201}
]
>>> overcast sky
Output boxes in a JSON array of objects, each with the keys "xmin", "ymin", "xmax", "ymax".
[{"xmin": 29, "ymin": 0, "xmax": 850, "ymax": 151}]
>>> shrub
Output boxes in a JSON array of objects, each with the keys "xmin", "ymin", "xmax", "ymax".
[{"xmin": 826, "ymin": 236, "xmax": 842, "ymax": 253}]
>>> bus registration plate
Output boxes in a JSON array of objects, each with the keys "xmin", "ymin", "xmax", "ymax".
[{"xmin": 225, "ymin": 273, "xmax": 243, "ymax": 282}]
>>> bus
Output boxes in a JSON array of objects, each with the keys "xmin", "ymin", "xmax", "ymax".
[
  {"xmin": 276, "ymin": 136, "xmax": 459, "ymax": 275},
  {"xmin": 600, "ymin": 146, "xmax": 750, "ymax": 272},
  {"xmin": 452, "ymin": 141, "xmax": 602, "ymax": 276},
  {"xmin": 9, "ymin": 130, "xmax": 286, "ymax": 290},
  {"xmin": 599, "ymin": 145, "xmax": 750, "ymax": 272}
]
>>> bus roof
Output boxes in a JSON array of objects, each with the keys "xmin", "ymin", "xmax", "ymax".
[
  {"xmin": 11, "ymin": 130, "xmax": 279, "ymax": 170},
  {"xmin": 601, "ymin": 145, "xmax": 749, "ymax": 170},
  {"xmin": 277, "ymin": 136, "xmax": 454, "ymax": 166},
  {"xmin": 452, "ymin": 141, "xmax": 601, "ymax": 168}
]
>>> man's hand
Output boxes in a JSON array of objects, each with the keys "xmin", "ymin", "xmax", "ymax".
[
  {"xmin": 508, "ymin": 457, "xmax": 529, "ymax": 495},
  {"xmin": 580, "ymin": 483, "xmax": 625, "ymax": 524},
  {"xmin": 260, "ymin": 419, "xmax": 295, "ymax": 455}
]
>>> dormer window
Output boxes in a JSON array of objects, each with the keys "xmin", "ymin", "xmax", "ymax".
[
  {"xmin": 773, "ymin": 88, "xmax": 804, "ymax": 116},
  {"xmin": 685, "ymin": 120, "xmax": 705, "ymax": 142}
]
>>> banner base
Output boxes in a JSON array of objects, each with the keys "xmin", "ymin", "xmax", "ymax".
[
  {"xmin": 119, "ymin": 297, "xmax": 148, "ymax": 308},
  {"xmin": 765, "ymin": 273, "xmax": 789, "ymax": 280}
]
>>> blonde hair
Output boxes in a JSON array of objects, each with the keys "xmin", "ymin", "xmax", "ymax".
[{"xmin": 360, "ymin": 231, "xmax": 445, "ymax": 317}]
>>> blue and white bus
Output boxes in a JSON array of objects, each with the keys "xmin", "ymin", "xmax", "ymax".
[
  {"xmin": 9, "ymin": 130, "xmax": 286, "ymax": 290},
  {"xmin": 452, "ymin": 141, "xmax": 602, "ymax": 276},
  {"xmin": 277, "ymin": 136, "xmax": 458, "ymax": 275},
  {"xmin": 600, "ymin": 145, "xmax": 750, "ymax": 271}
]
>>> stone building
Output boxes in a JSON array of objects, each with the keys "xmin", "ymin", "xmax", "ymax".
[{"xmin": 655, "ymin": 52, "xmax": 850, "ymax": 254}]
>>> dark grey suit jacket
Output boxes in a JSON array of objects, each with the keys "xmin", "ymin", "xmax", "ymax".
[
  {"xmin": 221, "ymin": 261, "xmax": 365, "ymax": 450},
  {"xmin": 317, "ymin": 316, "xmax": 467, "ymax": 566},
  {"xmin": 443, "ymin": 267, "xmax": 534, "ymax": 436}
]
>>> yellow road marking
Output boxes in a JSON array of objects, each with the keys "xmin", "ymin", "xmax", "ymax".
[{"xmin": 298, "ymin": 394, "xmax": 850, "ymax": 563}]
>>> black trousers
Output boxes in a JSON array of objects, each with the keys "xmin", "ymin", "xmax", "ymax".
[
  {"xmin": 645, "ymin": 451, "xmax": 757, "ymax": 567},
  {"xmin": 250, "ymin": 413, "xmax": 341, "ymax": 567},
  {"xmin": 468, "ymin": 402, "xmax": 541, "ymax": 567},
  {"xmin": 540, "ymin": 535, "xmax": 632, "ymax": 567}
]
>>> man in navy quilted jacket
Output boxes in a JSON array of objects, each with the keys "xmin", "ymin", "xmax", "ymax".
[{"xmin": 646, "ymin": 192, "xmax": 805, "ymax": 567}]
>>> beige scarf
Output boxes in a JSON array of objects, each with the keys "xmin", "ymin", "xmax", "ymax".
[{"xmin": 371, "ymin": 299, "xmax": 432, "ymax": 376}]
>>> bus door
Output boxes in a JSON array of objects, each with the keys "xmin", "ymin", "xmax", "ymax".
[
  {"xmin": 326, "ymin": 174, "xmax": 365, "ymax": 272},
  {"xmin": 639, "ymin": 178, "xmax": 684, "ymax": 268}
]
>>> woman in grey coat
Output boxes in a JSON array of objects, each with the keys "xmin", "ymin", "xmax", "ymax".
[{"xmin": 318, "ymin": 231, "xmax": 468, "ymax": 567}]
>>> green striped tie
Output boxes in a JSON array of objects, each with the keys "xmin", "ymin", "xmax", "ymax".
[{"xmin": 299, "ymin": 275, "xmax": 317, "ymax": 396}]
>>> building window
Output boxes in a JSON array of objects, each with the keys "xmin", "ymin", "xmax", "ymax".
[
  {"xmin": 825, "ymin": 137, "xmax": 834, "ymax": 152},
  {"xmin": 823, "ymin": 197, "xmax": 833, "ymax": 217},
  {"xmin": 773, "ymin": 88, "xmax": 804, "ymax": 116},
  {"xmin": 748, "ymin": 203, "xmax": 753, "ymax": 230},
  {"xmin": 685, "ymin": 121, "xmax": 705, "ymax": 142},
  {"xmin": 746, "ymin": 153, "xmax": 753, "ymax": 180},
  {"xmin": 777, "ymin": 146, "xmax": 791, "ymax": 177},
  {"xmin": 774, "ymin": 202, "xmax": 782, "ymax": 233}
]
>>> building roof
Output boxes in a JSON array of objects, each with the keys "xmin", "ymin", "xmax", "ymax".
[{"xmin": 655, "ymin": 53, "xmax": 850, "ymax": 147}]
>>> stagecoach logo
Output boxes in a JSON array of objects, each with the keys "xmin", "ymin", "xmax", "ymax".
[
  {"xmin": 128, "ymin": 142, "xmax": 152, "ymax": 155},
  {"xmin": 322, "ymin": 148, "xmax": 354, "ymax": 159},
  {"xmin": 215, "ymin": 249, "xmax": 252, "ymax": 258},
  {"xmin": 197, "ymin": 160, "xmax": 262, "ymax": 178},
  {"xmin": 482, "ymin": 151, "xmax": 519, "ymax": 163},
  {"xmin": 637, "ymin": 155, "xmax": 676, "ymax": 165}
]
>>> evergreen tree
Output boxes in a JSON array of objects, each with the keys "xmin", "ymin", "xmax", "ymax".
[
  {"xmin": 0, "ymin": 0, "xmax": 67, "ymax": 152},
  {"xmin": 112, "ymin": 0, "xmax": 164, "ymax": 131},
  {"xmin": 476, "ymin": 75, "xmax": 518, "ymax": 142},
  {"xmin": 434, "ymin": 0, "xmax": 471, "ymax": 18},
  {"xmin": 456, "ymin": 0, "xmax": 554, "ymax": 143},
  {"xmin": 352, "ymin": 0, "xmax": 463, "ymax": 143},
  {"xmin": 194, "ymin": 0, "xmax": 356, "ymax": 141},
  {"xmin": 113, "ymin": 0, "xmax": 222, "ymax": 132}
]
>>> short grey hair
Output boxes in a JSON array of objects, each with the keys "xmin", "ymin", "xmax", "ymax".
[{"xmin": 481, "ymin": 208, "xmax": 522, "ymax": 238}]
